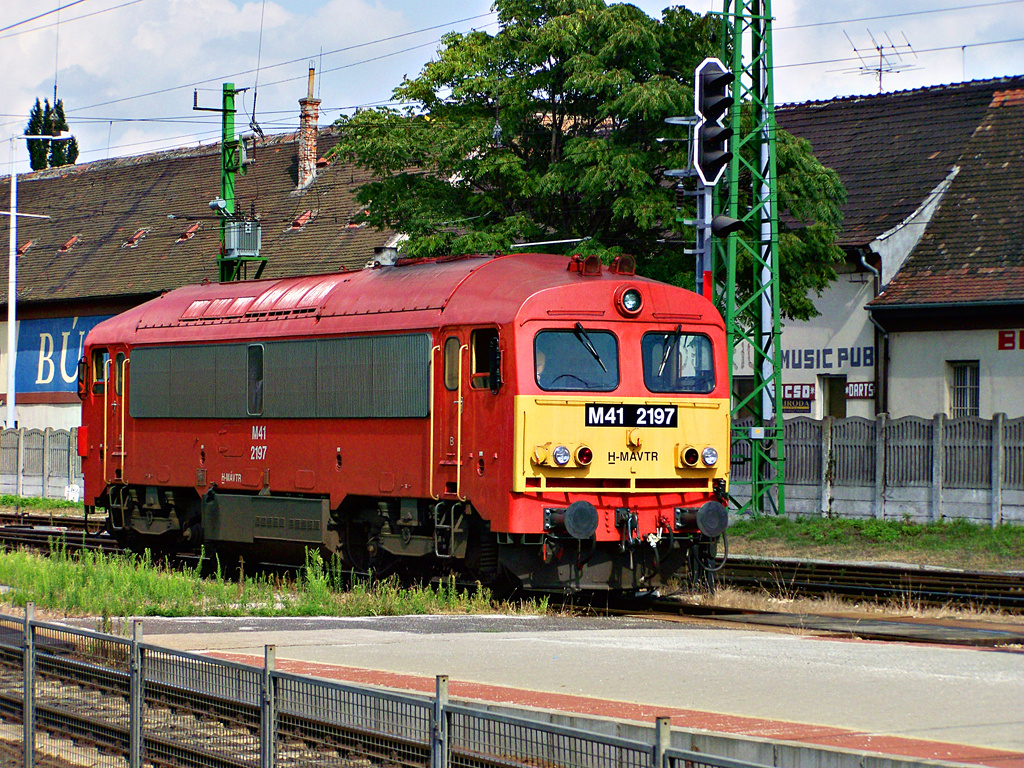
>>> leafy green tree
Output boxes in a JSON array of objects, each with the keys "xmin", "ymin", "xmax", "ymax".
[
  {"xmin": 333, "ymin": 0, "xmax": 845, "ymax": 319},
  {"xmin": 25, "ymin": 98, "xmax": 80, "ymax": 171}
]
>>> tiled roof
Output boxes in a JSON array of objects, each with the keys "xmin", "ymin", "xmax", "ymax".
[
  {"xmin": 0, "ymin": 129, "xmax": 394, "ymax": 308},
  {"xmin": 869, "ymin": 87, "xmax": 1024, "ymax": 309},
  {"xmin": 778, "ymin": 76, "xmax": 1024, "ymax": 247}
]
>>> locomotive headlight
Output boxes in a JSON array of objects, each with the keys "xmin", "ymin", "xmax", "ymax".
[
  {"xmin": 552, "ymin": 445, "xmax": 571, "ymax": 466},
  {"xmin": 614, "ymin": 285, "xmax": 643, "ymax": 317},
  {"xmin": 701, "ymin": 446, "xmax": 719, "ymax": 467}
]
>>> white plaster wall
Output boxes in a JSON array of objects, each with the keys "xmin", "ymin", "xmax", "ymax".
[
  {"xmin": 888, "ymin": 328, "xmax": 1024, "ymax": 418},
  {"xmin": 733, "ymin": 272, "xmax": 877, "ymax": 419},
  {"xmin": 871, "ymin": 167, "xmax": 958, "ymax": 285}
]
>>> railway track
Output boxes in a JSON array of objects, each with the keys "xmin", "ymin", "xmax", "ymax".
[{"xmin": 719, "ymin": 555, "xmax": 1024, "ymax": 611}]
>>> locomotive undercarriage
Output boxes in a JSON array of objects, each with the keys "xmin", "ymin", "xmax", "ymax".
[{"xmin": 98, "ymin": 484, "xmax": 721, "ymax": 592}]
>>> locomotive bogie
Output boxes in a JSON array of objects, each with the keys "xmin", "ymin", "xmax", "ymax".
[{"xmin": 79, "ymin": 253, "xmax": 731, "ymax": 592}]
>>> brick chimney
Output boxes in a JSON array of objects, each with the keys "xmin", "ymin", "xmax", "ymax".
[{"xmin": 297, "ymin": 65, "xmax": 321, "ymax": 190}]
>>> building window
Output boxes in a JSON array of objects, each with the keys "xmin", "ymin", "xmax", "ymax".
[{"xmin": 948, "ymin": 361, "xmax": 979, "ymax": 418}]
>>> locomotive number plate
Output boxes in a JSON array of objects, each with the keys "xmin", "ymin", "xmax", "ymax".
[{"xmin": 585, "ymin": 404, "xmax": 678, "ymax": 428}]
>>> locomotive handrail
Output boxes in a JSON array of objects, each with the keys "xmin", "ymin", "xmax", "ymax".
[
  {"xmin": 120, "ymin": 356, "xmax": 129, "ymax": 477},
  {"xmin": 429, "ymin": 345, "xmax": 440, "ymax": 500},
  {"xmin": 102, "ymin": 357, "xmax": 111, "ymax": 484},
  {"xmin": 456, "ymin": 343, "xmax": 468, "ymax": 501}
]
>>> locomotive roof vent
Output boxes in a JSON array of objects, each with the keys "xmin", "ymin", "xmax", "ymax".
[
  {"xmin": 566, "ymin": 254, "xmax": 602, "ymax": 276},
  {"xmin": 609, "ymin": 255, "xmax": 635, "ymax": 276}
]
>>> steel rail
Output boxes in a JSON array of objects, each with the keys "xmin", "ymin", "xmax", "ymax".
[{"xmin": 719, "ymin": 555, "xmax": 1024, "ymax": 611}]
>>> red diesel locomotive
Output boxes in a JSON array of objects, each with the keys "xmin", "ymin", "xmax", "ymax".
[{"xmin": 78, "ymin": 252, "xmax": 730, "ymax": 591}]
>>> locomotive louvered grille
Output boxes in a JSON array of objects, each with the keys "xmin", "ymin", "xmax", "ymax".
[
  {"xmin": 129, "ymin": 346, "xmax": 171, "ymax": 417},
  {"xmin": 129, "ymin": 334, "xmax": 430, "ymax": 419},
  {"xmin": 216, "ymin": 344, "xmax": 248, "ymax": 418},
  {"xmin": 319, "ymin": 336, "xmax": 374, "ymax": 417},
  {"xmin": 265, "ymin": 340, "xmax": 317, "ymax": 418},
  {"xmin": 170, "ymin": 345, "xmax": 218, "ymax": 417}
]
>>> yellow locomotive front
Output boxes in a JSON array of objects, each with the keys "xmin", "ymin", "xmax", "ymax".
[{"xmin": 498, "ymin": 271, "xmax": 731, "ymax": 591}]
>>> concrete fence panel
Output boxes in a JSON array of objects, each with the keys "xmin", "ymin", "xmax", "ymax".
[{"xmin": 741, "ymin": 413, "xmax": 1024, "ymax": 525}]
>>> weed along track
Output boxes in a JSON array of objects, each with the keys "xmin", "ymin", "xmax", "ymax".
[{"xmin": 719, "ymin": 555, "xmax": 1024, "ymax": 612}]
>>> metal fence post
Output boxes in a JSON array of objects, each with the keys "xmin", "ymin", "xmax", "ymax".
[
  {"xmin": 874, "ymin": 413, "xmax": 887, "ymax": 519},
  {"xmin": 69, "ymin": 427, "xmax": 77, "ymax": 487},
  {"xmin": 23, "ymin": 602, "xmax": 34, "ymax": 768},
  {"xmin": 654, "ymin": 717, "xmax": 671, "ymax": 768},
  {"xmin": 261, "ymin": 645, "xmax": 276, "ymax": 768},
  {"xmin": 16, "ymin": 427, "xmax": 24, "ymax": 499},
  {"xmin": 820, "ymin": 417, "xmax": 833, "ymax": 515},
  {"xmin": 130, "ymin": 620, "xmax": 143, "ymax": 768},
  {"xmin": 991, "ymin": 413, "xmax": 1004, "ymax": 528},
  {"xmin": 931, "ymin": 414, "xmax": 944, "ymax": 521},
  {"xmin": 432, "ymin": 675, "xmax": 449, "ymax": 768},
  {"xmin": 41, "ymin": 428, "xmax": 50, "ymax": 499}
]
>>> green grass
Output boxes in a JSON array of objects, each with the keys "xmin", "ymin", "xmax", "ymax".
[
  {"xmin": 0, "ymin": 495, "xmax": 85, "ymax": 512},
  {"xmin": 0, "ymin": 543, "xmax": 548, "ymax": 618},
  {"xmin": 728, "ymin": 515, "xmax": 1024, "ymax": 569}
]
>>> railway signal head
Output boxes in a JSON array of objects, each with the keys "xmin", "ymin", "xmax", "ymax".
[{"xmin": 693, "ymin": 58, "xmax": 735, "ymax": 187}]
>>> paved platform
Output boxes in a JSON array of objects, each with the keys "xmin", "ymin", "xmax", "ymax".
[{"xmin": 131, "ymin": 615, "xmax": 1024, "ymax": 768}]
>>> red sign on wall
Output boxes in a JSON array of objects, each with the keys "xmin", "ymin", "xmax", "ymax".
[
  {"xmin": 998, "ymin": 330, "xmax": 1024, "ymax": 350},
  {"xmin": 781, "ymin": 383, "xmax": 815, "ymax": 400}
]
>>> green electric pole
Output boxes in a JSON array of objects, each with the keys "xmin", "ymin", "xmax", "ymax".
[
  {"xmin": 717, "ymin": 0, "xmax": 785, "ymax": 515},
  {"xmin": 195, "ymin": 83, "xmax": 264, "ymax": 282}
]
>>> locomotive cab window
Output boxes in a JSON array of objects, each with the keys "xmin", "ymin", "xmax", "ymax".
[
  {"xmin": 92, "ymin": 349, "xmax": 109, "ymax": 394},
  {"xmin": 642, "ymin": 331, "xmax": 715, "ymax": 394},
  {"xmin": 535, "ymin": 327, "xmax": 618, "ymax": 392},
  {"xmin": 470, "ymin": 328, "xmax": 500, "ymax": 391},
  {"xmin": 443, "ymin": 337, "xmax": 461, "ymax": 391},
  {"xmin": 114, "ymin": 352, "xmax": 126, "ymax": 396},
  {"xmin": 247, "ymin": 344, "xmax": 264, "ymax": 416}
]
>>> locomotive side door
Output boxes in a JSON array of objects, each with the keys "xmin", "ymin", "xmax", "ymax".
[
  {"xmin": 433, "ymin": 331, "xmax": 467, "ymax": 499},
  {"xmin": 94, "ymin": 346, "xmax": 128, "ymax": 484}
]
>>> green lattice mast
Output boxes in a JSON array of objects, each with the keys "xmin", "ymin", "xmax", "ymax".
[{"xmin": 719, "ymin": 0, "xmax": 785, "ymax": 515}]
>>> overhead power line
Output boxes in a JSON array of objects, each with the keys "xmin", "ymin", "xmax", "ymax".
[
  {"xmin": 0, "ymin": 0, "xmax": 91, "ymax": 34},
  {"xmin": 776, "ymin": 0, "xmax": 1024, "ymax": 31},
  {"xmin": 0, "ymin": 0, "xmax": 149, "ymax": 41},
  {"xmin": 777, "ymin": 35, "xmax": 1024, "ymax": 70},
  {"xmin": 68, "ymin": 12, "xmax": 496, "ymax": 114}
]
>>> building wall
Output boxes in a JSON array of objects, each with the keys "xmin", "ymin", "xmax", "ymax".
[
  {"xmin": 733, "ymin": 271, "xmax": 878, "ymax": 419},
  {"xmin": 888, "ymin": 327, "xmax": 1024, "ymax": 418},
  {"xmin": 0, "ymin": 313, "xmax": 111, "ymax": 431}
]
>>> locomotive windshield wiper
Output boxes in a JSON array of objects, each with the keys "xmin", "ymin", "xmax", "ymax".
[
  {"xmin": 573, "ymin": 322, "xmax": 607, "ymax": 372},
  {"xmin": 658, "ymin": 324, "xmax": 682, "ymax": 376}
]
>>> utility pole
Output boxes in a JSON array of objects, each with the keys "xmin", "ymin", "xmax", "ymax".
[
  {"xmin": 194, "ymin": 83, "xmax": 263, "ymax": 282},
  {"xmin": 718, "ymin": 0, "xmax": 785, "ymax": 516}
]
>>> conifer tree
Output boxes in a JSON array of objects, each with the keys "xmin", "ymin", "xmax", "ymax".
[{"xmin": 25, "ymin": 98, "xmax": 80, "ymax": 170}]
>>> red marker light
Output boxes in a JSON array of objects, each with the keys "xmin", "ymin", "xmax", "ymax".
[{"xmin": 576, "ymin": 446, "xmax": 593, "ymax": 465}]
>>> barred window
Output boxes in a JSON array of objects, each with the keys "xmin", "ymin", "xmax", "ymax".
[{"xmin": 948, "ymin": 361, "xmax": 979, "ymax": 417}]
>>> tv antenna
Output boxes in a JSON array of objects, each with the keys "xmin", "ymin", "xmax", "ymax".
[{"xmin": 843, "ymin": 30, "xmax": 919, "ymax": 92}]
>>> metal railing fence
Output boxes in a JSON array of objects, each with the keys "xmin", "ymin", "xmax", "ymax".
[{"xmin": 0, "ymin": 605, "xmax": 771, "ymax": 768}]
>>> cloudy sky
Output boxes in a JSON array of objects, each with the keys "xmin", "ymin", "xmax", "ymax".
[{"xmin": 2, "ymin": 0, "xmax": 1023, "ymax": 172}]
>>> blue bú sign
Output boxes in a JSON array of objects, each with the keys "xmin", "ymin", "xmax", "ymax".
[{"xmin": 15, "ymin": 315, "xmax": 112, "ymax": 393}]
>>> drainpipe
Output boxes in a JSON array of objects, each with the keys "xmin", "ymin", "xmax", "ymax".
[{"xmin": 860, "ymin": 252, "xmax": 888, "ymax": 415}]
